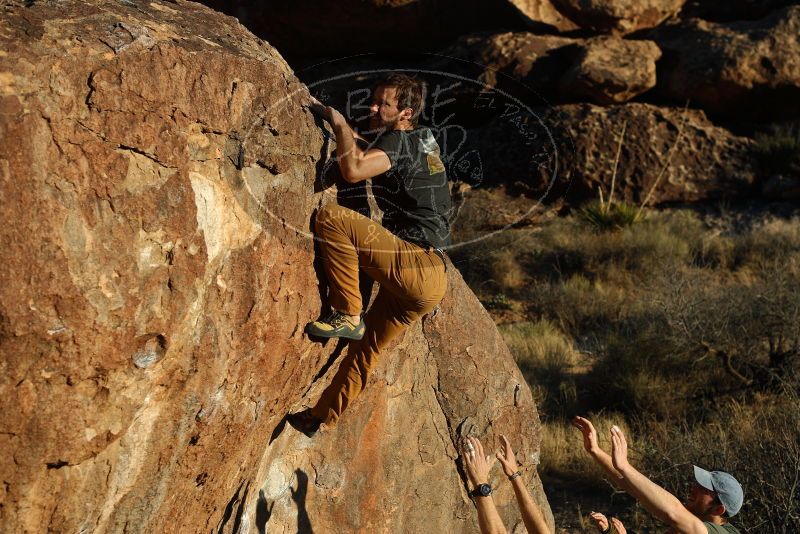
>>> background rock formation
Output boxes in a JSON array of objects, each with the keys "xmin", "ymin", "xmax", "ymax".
[
  {"xmin": 195, "ymin": 0, "xmax": 799, "ymax": 209},
  {"xmin": 0, "ymin": 1, "xmax": 549, "ymax": 532},
  {"xmin": 553, "ymin": 0, "xmax": 686, "ymax": 33},
  {"xmin": 654, "ymin": 5, "xmax": 800, "ymax": 118},
  {"xmin": 465, "ymin": 103, "xmax": 757, "ymax": 203}
]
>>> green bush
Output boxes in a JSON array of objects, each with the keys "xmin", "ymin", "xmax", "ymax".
[{"xmin": 578, "ymin": 200, "xmax": 641, "ymax": 231}]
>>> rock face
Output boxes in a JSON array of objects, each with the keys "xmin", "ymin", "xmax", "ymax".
[
  {"xmin": 466, "ymin": 103, "xmax": 757, "ymax": 204},
  {"xmin": 561, "ymin": 37, "xmax": 662, "ymax": 105},
  {"xmin": 506, "ymin": 0, "xmax": 580, "ymax": 31},
  {"xmin": 654, "ymin": 5, "xmax": 800, "ymax": 118},
  {"xmin": 552, "ymin": 0, "xmax": 686, "ymax": 33},
  {"xmin": 0, "ymin": 1, "xmax": 549, "ymax": 533},
  {"xmin": 433, "ymin": 32, "xmax": 661, "ymax": 107},
  {"xmin": 438, "ymin": 32, "xmax": 578, "ymax": 94}
]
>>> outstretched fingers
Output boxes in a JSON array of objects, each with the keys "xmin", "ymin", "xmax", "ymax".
[
  {"xmin": 573, "ymin": 415, "xmax": 600, "ymax": 453},
  {"xmin": 589, "ymin": 512, "xmax": 609, "ymax": 531},
  {"xmin": 610, "ymin": 517, "xmax": 627, "ymax": 534},
  {"xmin": 496, "ymin": 434, "xmax": 519, "ymax": 476},
  {"xmin": 610, "ymin": 425, "xmax": 629, "ymax": 470}
]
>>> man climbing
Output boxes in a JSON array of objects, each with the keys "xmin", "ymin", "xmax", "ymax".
[{"xmin": 288, "ymin": 73, "xmax": 451, "ymax": 436}]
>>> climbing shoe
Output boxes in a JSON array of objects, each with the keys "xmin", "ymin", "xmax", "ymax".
[
  {"xmin": 287, "ymin": 409, "xmax": 323, "ymax": 438},
  {"xmin": 304, "ymin": 310, "xmax": 365, "ymax": 340}
]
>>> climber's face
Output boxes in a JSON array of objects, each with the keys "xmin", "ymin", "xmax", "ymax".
[{"xmin": 369, "ymin": 85, "xmax": 412, "ymax": 131}]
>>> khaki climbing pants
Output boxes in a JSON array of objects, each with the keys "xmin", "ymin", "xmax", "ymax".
[{"xmin": 310, "ymin": 203, "xmax": 448, "ymax": 426}]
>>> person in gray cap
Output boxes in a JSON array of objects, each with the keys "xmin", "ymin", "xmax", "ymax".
[{"xmin": 574, "ymin": 416, "xmax": 744, "ymax": 534}]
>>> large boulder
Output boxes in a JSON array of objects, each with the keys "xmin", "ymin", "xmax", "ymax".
[
  {"xmin": 431, "ymin": 32, "xmax": 661, "ymax": 108},
  {"xmin": 464, "ymin": 103, "xmax": 757, "ymax": 205},
  {"xmin": 561, "ymin": 36, "xmax": 662, "ymax": 105},
  {"xmin": 654, "ymin": 5, "xmax": 800, "ymax": 118},
  {"xmin": 552, "ymin": 0, "xmax": 687, "ymax": 33},
  {"xmin": 0, "ymin": 1, "xmax": 549, "ymax": 532}
]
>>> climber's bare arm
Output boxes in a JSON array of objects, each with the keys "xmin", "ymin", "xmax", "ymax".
[{"xmin": 309, "ymin": 99, "xmax": 390, "ymax": 183}]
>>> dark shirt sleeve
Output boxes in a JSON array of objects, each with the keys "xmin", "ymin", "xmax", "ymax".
[{"xmin": 372, "ymin": 131, "xmax": 402, "ymax": 170}]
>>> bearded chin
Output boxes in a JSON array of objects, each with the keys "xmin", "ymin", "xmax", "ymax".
[{"xmin": 371, "ymin": 116, "xmax": 398, "ymax": 133}]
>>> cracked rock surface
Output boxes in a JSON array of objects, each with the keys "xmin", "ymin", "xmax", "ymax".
[{"xmin": 0, "ymin": 1, "xmax": 549, "ymax": 532}]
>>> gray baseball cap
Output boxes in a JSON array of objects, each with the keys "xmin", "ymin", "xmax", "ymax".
[{"xmin": 693, "ymin": 465, "xmax": 744, "ymax": 517}]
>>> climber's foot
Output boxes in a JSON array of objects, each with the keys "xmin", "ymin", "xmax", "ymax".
[
  {"xmin": 305, "ymin": 310, "xmax": 365, "ymax": 340},
  {"xmin": 287, "ymin": 409, "xmax": 323, "ymax": 438}
]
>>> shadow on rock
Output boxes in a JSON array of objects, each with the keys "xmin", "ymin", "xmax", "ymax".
[{"xmin": 292, "ymin": 469, "xmax": 313, "ymax": 534}]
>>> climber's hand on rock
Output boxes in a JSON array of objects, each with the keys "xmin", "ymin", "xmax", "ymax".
[
  {"xmin": 307, "ymin": 97, "xmax": 346, "ymax": 129},
  {"xmin": 327, "ymin": 106, "xmax": 347, "ymax": 129},
  {"xmin": 462, "ymin": 436, "xmax": 495, "ymax": 488},
  {"xmin": 308, "ymin": 96, "xmax": 330, "ymax": 120}
]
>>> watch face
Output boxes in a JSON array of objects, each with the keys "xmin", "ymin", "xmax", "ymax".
[{"xmin": 479, "ymin": 484, "xmax": 492, "ymax": 496}]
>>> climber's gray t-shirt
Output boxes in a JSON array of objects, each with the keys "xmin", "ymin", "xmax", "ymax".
[{"xmin": 371, "ymin": 128, "xmax": 451, "ymax": 250}]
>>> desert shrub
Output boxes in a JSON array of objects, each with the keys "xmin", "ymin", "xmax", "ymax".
[
  {"xmin": 449, "ymin": 230, "xmax": 538, "ymax": 295},
  {"xmin": 732, "ymin": 218, "xmax": 800, "ymax": 271},
  {"xmin": 583, "ymin": 312, "xmax": 707, "ymax": 420},
  {"xmin": 691, "ymin": 230, "xmax": 735, "ymax": 269},
  {"xmin": 500, "ymin": 320, "xmax": 583, "ymax": 417},
  {"xmin": 481, "ymin": 293, "xmax": 514, "ymax": 311},
  {"xmin": 488, "ymin": 247, "xmax": 530, "ymax": 291},
  {"xmin": 526, "ymin": 275, "xmax": 631, "ymax": 339},
  {"xmin": 530, "ymin": 210, "xmax": 703, "ymax": 283},
  {"xmin": 754, "ymin": 121, "xmax": 800, "ymax": 177},
  {"xmin": 654, "ymin": 268, "xmax": 800, "ymax": 395},
  {"xmin": 578, "ymin": 200, "xmax": 640, "ymax": 230}
]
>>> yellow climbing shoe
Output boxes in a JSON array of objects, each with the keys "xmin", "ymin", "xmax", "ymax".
[{"xmin": 304, "ymin": 310, "xmax": 365, "ymax": 340}]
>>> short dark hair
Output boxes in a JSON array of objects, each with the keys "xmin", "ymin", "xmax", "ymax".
[{"xmin": 375, "ymin": 73, "xmax": 426, "ymax": 126}]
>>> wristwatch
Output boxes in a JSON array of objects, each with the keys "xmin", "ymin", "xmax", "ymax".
[{"xmin": 469, "ymin": 483, "xmax": 493, "ymax": 498}]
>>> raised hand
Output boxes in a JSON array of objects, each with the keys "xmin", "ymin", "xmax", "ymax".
[
  {"xmin": 589, "ymin": 511, "xmax": 609, "ymax": 532},
  {"xmin": 462, "ymin": 436, "xmax": 496, "ymax": 488},
  {"xmin": 573, "ymin": 416, "xmax": 600, "ymax": 454},
  {"xmin": 307, "ymin": 96, "xmax": 346, "ymax": 128},
  {"xmin": 610, "ymin": 517, "xmax": 627, "ymax": 533},
  {"xmin": 610, "ymin": 425, "xmax": 630, "ymax": 472},
  {"xmin": 496, "ymin": 435, "xmax": 520, "ymax": 477}
]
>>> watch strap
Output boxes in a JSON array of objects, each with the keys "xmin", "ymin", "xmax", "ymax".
[{"xmin": 469, "ymin": 483, "xmax": 492, "ymax": 498}]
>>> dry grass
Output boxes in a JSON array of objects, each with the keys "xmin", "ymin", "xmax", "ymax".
[
  {"xmin": 489, "ymin": 247, "xmax": 530, "ymax": 290},
  {"xmin": 538, "ymin": 414, "xmax": 633, "ymax": 487},
  {"xmin": 454, "ymin": 205, "xmax": 800, "ymax": 532},
  {"xmin": 500, "ymin": 320, "xmax": 584, "ymax": 417},
  {"xmin": 635, "ymin": 393, "xmax": 800, "ymax": 533}
]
